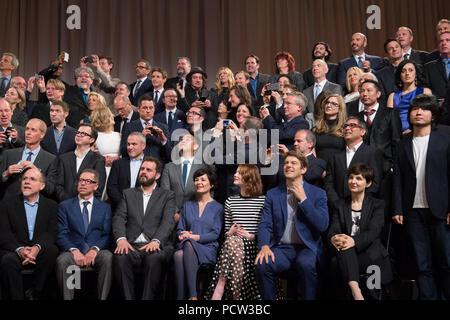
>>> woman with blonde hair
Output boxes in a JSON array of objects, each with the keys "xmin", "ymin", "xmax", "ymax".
[
  {"xmin": 81, "ymin": 92, "xmax": 108, "ymax": 123},
  {"xmin": 208, "ymin": 164, "xmax": 265, "ymax": 300},
  {"xmin": 313, "ymin": 93, "xmax": 347, "ymax": 164},
  {"xmin": 91, "ymin": 105, "xmax": 121, "ymax": 200},
  {"xmin": 344, "ymin": 67, "xmax": 363, "ymax": 103},
  {"xmin": 212, "ymin": 67, "xmax": 235, "ymax": 103},
  {"xmin": 4, "ymin": 87, "xmax": 28, "ymax": 127}
]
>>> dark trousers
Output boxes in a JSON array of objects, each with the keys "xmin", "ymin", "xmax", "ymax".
[
  {"xmin": 0, "ymin": 245, "xmax": 58, "ymax": 300},
  {"xmin": 405, "ymin": 208, "xmax": 450, "ymax": 300},
  {"xmin": 255, "ymin": 244, "xmax": 318, "ymax": 300},
  {"xmin": 114, "ymin": 243, "xmax": 170, "ymax": 300},
  {"xmin": 336, "ymin": 247, "xmax": 372, "ymax": 283}
]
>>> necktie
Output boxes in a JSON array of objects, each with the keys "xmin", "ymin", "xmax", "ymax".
[
  {"xmin": 443, "ymin": 58, "xmax": 450, "ymax": 78},
  {"xmin": 168, "ymin": 111, "xmax": 174, "ymax": 131},
  {"xmin": 154, "ymin": 90, "xmax": 159, "ymax": 104},
  {"xmin": 287, "ymin": 189, "xmax": 297, "ymax": 210},
  {"xmin": 403, "ymin": 53, "xmax": 410, "ymax": 60},
  {"xmin": 82, "ymin": 201, "xmax": 89, "ymax": 233},
  {"xmin": 364, "ymin": 109, "xmax": 376, "ymax": 127},
  {"xmin": 133, "ymin": 80, "xmax": 142, "ymax": 97},
  {"xmin": 26, "ymin": 151, "xmax": 33, "ymax": 162},
  {"xmin": 0, "ymin": 77, "xmax": 6, "ymax": 97},
  {"xmin": 357, "ymin": 56, "xmax": 363, "ymax": 68},
  {"xmin": 314, "ymin": 83, "xmax": 321, "ymax": 101},
  {"xmin": 182, "ymin": 160, "xmax": 189, "ymax": 187}
]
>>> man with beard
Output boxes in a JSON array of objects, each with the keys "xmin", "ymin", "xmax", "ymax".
[
  {"xmin": 165, "ymin": 57, "xmax": 192, "ymax": 90},
  {"xmin": 303, "ymin": 42, "xmax": 339, "ymax": 87},
  {"xmin": 113, "ymin": 157, "xmax": 176, "ymax": 300}
]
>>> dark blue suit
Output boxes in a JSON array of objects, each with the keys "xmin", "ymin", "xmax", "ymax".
[
  {"xmin": 57, "ymin": 197, "xmax": 112, "ymax": 254},
  {"xmin": 262, "ymin": 115, "xmax": 309, "ymax": 150},
  {"xmin": 153, "ymin": 109, "xmax": 187, "ymax": 138},
  {"xmin": 337, "ymin": 54, "xmax": 384, "ymax": 88},
  {"xmin": 106, "ymin": 158, "xmax": 141, "ymax": 209},
  {"xmin": 129, "ymin": 78, "xmax": 153, "ymax": 106},
  {"xmin": 40, "ymin": 125, "xmax": 77, "ymax": 156},
  {"xmin": 255, "ymin": 182, "xmax": 329, "ymax": 300},
  {"xmin": 393, "ymin": 131, "xmax": 450, "ymax": 299},
  {"xmin": 120, "ymin": 118, "xmax": 171, "ymax": 162}
]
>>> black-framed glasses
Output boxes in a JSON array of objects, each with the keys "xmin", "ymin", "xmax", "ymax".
[
  {"xmin": 76, "ymin": 131, "xmax": 92, "ymax": 137},
  {"xmin": 79, "ymin": 178, "xmax": 97, "ymax": 185},
  {"xmin": 342, "ymin": 123, "xmax": 361, "ymax": 129},
  {"xmin": 187, "ymin": 111, "xmax": 201, "ymax": 117}
]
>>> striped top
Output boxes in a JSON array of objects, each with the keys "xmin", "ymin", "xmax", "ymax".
[{"xmin": 224, "ymin": 195, "xmax": 266, "ymax": 235}]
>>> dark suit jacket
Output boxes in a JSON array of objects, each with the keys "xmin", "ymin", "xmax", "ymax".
[
  {"xmin": 262, "ymin": 114, "xmax": 309, "ymax": 150},
  {"xmin": 184, "ymin": 86, "xmax": 219, "ymax": 130},
  {"xmin": 303, "ymin": 63, "xmax": 339, "ymax": 87},
  {"xmin": 29, "ymin": 102, "xmax": 52, "ymax": 127},
  {"xmin": 129, "ymin": 78, "xmax": 153, "ymax": 106},
  {"xmin": 247, "ymin": 73, "xmax": 271, "ymax": 100},
  {"xmin": 269, "ymin": 72, "xmax": 306, "ymax": 92},
  {"xmin": 40, "ymin": 124, "xmax": 77, "ymax": 156},
  {"xmin": 63, "ymin": 85, "xmax": 90, "ymax": 128},
  {"xmin": 106, "ymin": 158, "xmax": 141, "ymax": 208},
  {"xmin": 0, "ymin": 194, "xmax": 58, "ymax": 252},
  {"xmin": 149, "ymin": 89, "xmax": 166, "ymax": 114},
  {"xmin": 357, "ymin": 105, "xmax": 402, "ymax": 173},
  {"xmin": 423, "ymin": 49, "xmax": 440, "ymax": 65},
  {"xmin": 337, "ymin": 54, "xmax": 384, "ymax": 88},
  {"xmin": 409, "ymin": 49, "xmax": 429, "ymax": 65},
  {"xmin": 112, "ymin": 186, "xmax": 176, "ymax": 250},
  {"xmin": 56, "ymin": 150, "xmax": 106, "ymax": 202},
  {"xmin": 303, "ymin": 80, "xmax": 343, "ymax": 114},
  {"xmin": 424, "ymin": 58, "xmax": 449, "ymax": 99},
  {"xmin": 0, "ymin": 146, "xmax": 58, "ymax": 199},
  {"xmin": 304, "ymin": 153, "xmax": 326, "ymax": 187},
  {"xmin": 113, "ymin": 110, "xmax": 140, "ymax": 134},
  {"xmin": 257, "ymin": 182, "xmax": 329, "ymax": 257},
  {"xmin": 120, "ymin": 118, "xmax": 171, "ymax": 162},
  {"xmin": 327, "ymin": 196, "xmax": 391, "ymax": 282},
  {"xmin": 346, "ymin": 99, "xmax": 361, "ymax": 117},
  {"xmin": 153, "ymin": 109, "xmax": 187, "ymax": 137},
  {"xmin": 393, "ymin": 131, "xmax": 450, "ymax": 220},
  {"xmin": 57, "ymin": 197, "xmax": 112, "ymax": 254},
  {"xmin": 375, "ymin": 63, "xmax": 399, "ymax": 97},
  {"xmin": 324, "ymin": 143, "xmax": 384, "ymax": 204},
  {"xmin": 0, "ymin": 124, "xmax": 25, "ymax": 155}
]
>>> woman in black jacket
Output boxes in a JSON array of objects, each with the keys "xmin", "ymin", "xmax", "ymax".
[{"xmin": 328, "ymin": 163, "xmax": 392, "ymax": 300}]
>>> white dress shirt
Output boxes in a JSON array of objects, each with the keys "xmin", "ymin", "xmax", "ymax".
[{"xmin": 346, "ymin": 140, "xmax": 364, "ymax": 168}]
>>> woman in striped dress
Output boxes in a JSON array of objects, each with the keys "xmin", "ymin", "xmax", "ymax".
[{"xmin": 208, "ymin": 164, "xmax": 265, "ymax": 300}]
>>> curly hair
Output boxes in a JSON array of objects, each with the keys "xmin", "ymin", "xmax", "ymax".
[
  {"xmin": 313, "ymin": 93, "xmax": 347, "ymax": 136},
  {"xmin": 215, "ymin": 67, "xmax": 235, "ymax": 94},
  {"xmin": 274, "ymin": 51, "xmax": 296, "ymax": 73},
  {"xmin": 236, "ymin": 164, "xmax": 263, "ymax": 198},
  {"xmin": 90, "ymin": 105, "xmax": 113, "ymax": 132}
]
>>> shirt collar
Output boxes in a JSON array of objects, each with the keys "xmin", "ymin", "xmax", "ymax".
[
  {"xmin": 24, "ymin": 146, "xmax": 40, "ymax": 156},
  {"xmin": 75, "ymin": 148, "xmax": 90, "ymax": 159},
  {"xmin": 78, "ymin": 195, "xmax": 94, "ymax": 206},
  {"xmin": 24, "ymin": 195, "xmax": 40, "ymax": 207},
  {"xmin": 315, "ymin": 79, "xmax": 327, "ymax": 87},
  {"xmin": 353, "ymin": 53, "xmax": 366, "ymax": 61},
  {"xmin": 130, "ymin": 155, "xmax": 144, "ymax": 162},
  {"xmin": 141, "ymin": 184, "xmax": 157, "ymax": 197},
  {"xmin": 141, "ymin": 118, "xmax": 153, "ymax": 127},
  {"xmin": 346, "ymin": 140, "xmax": 364, "ymax": 153},
  {"xmin": 364, "ymin": 103, "xmax": 379, "ymax": 113}
]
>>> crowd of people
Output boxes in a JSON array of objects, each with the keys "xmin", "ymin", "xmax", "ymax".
[{"xmin": 0, "ymin": 18, "xmax": 449, "ymax": 301}]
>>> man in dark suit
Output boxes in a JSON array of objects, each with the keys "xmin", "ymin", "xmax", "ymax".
[
  {"xmin": 260, "ymin": 91, "xmax": 310, "ymax": 150},
  {"xmin": 0, "ymin": 167, "xmax": 58, "ymax": 300},
  {"xmin": 303, "ymin": 42, "xmax": 339, "ymax": 87},
  {"xmin": 107, "ymin": 132, "xmax": 145, "ymax": 209},
  {"xmin": 0, "ymin": 98, "xmax": 24, "ymax": 155},
  {"xmin": 424, "ymin": 32, "xmax": 450, "ymax": 101},
  {"xmin": 56, "ymin": 123, "xmax": 106, "ymax": 202},
  {"xmin": 153, "ymin": 88, "xmax": 187, "ymax": 137},
  {"xmin": 0, "ymin": 118, "xmax": 57, "ymax": 200},
  {"xmin": 149, "ymin": 67, "xmax": 167, "ymax": 114},
  {"xmin": 40, "ymin": 100, "xmax": 76, "ymax": 156},
  {"xmin": 337, "ymin": 33, "xmax": 384, "ymax": 88},
  {"xmin": 303, "ymin": 59, "xmax": 342, "ymax": 115},
  {"xmin": 113, "ymin": 94, "xmax": 139, "ymax": 134},
  {"xmin": 63, "ymin": 67, "xmax": 95, "ymax": 128},
  {"xmin": 245, "ymin": 54, "xmax": 270, "ymax": 105},
  {"xmin": 120, "ymin": 94, "xmax": 171, "ymax": 162},
  {"xmin": 129, "ymin": 59, "xmax": 153, "ymax": 106},
  {"xmin": 255, "ymin": 150, "xmax": 329, "ymax": 300},
  {"xmin": 393, "ymin": 94, "xmax": 450, "ymax": 300},
  {"xmin": 56, "ymin": 169, "xmax": 113, "ymax": 300},
  {"xmin": 165, "ymin": 56, "xmax": 192, "ymax": 91},
  {"xmin": 113, "ymin": 157, "xmax": 176, "ymax": 300},
  {"xmin": 29, "ymin": 78, "xmax": 67, "ymax": 127},
  {"xmin": 324, "ymin": 117, "xmax": 384, "ymax": 205},
  {"xmin": 0, "ymin": 53, "xmax": 18, "ymax": 97},
  {"xmin": 424, "ymin": 19, "xmax": 449, "ymax": 64},
  {"xmin": 396, "ymin": 26, "xmax": 428, "ymax": 65},
  {"xmin": 375, "ymin": 38, "xmax": 404, "ymax": 97}
]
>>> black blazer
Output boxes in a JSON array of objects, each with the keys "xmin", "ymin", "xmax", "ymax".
[
  {"xmin": 0, "ymin": 194, "xmax": 58, "ymax": 252},
  {"xmin": 375, "ymin": 64, "xmax": 399, "ymax": 97},
  {"xmin": 56, "ymin": 150, "xmax": 106, "ymax": 202},
  {"xmin": 346, "ymin": 99, "xmax": 361, "ymax": 117},
  {"xmin": 106, "ymin": 158, "xmax": 141, "ymax": 209},
  {"xmin": 303, "ymin": 62, "xmax": 339, "ymax": 87},
  {"xmin": 63, "ymin": 85, "xmax": 90, "ymax": 128},
  {"xmin": 327, "ymin": 196, "xmax": 392, "ymax": 282},
  {"xmin": 304, "ymin": 153, "xmax": 326, "ymax": 187},
  {"xmin": 0, "ymin": 124, "xmax": 25, "ymax": 156},
  {"xmin": 393, "ymin": 130, "xmax": 450, "ymax": 220},
  {"xmin": 262, "ymin": 114, "xmax": 309, "ymax": 150},
  {"xmin": 184, "ymin": 86, "xmax": 219, "ymax": 130},
  {"xmin": 424, "ymin": 58, "xmax": 450, "ymax": 99},
  {"xmin": 40, "ymin": 124, "xmax": 77, "ymax": 156},
  {"xmin": 409, "ymin": 49, "xmax": 429, "ymax": 66},
  {"xmin": 357, "ymin": 105, "xmax": 402, "ymax": 173},
  {"xmin": 113, "ymin": 110, "xmax": 140, "ymax": 133},
  {"xmin": 129, "ymin": 78, "xmax": 153, "ymax": 106},
  {"xmin": 29, "ymin": 102, "xmax": 51, "ymax": 127},
  {"xmin": 324, "ymin": 143, "xmax": 384, "ymax": 205}
]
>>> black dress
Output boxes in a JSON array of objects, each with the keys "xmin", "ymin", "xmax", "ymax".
[{"xmin": 314, "ymin": 119, "xmax": 345, "ymax": 164}]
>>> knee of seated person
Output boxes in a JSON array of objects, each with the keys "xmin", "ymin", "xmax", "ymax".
[
  {"xmin": 0, "ymin": 252, "xmax": 20, "ymax": 267},
  {"xmin": 255, "ymin": 260, "xmax": 274, "ymax": 274},
  {"xmin": 296, "ymin": 258, "xmax": 317, "ymax": 274}
]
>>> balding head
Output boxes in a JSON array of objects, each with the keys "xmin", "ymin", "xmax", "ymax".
[{"xmin": 114, "ymin": 94, "xmax": 132, "ymax": 119}]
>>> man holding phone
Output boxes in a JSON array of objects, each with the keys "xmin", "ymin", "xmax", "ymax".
[{"xmin": 0, "ymin": 98, "xmax": 24, "ymax": 154}]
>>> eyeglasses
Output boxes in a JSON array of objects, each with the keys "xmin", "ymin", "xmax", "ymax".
[
  {"xmin": 164, "ymin": 95, "xmax": 178, "ymax": 99},
  {"xmin": 79, "ymin": 178, "xmax": 97, "ymax": 185},
  {"xmin": 342, "ymin": 123, "xmax": 361, "ymax": 129},
  {"xmin": 187, "ymin": 111, "xmax": 201, "ymax": 117},
  {"xmin": 325, "ymin": 101, "xmax": 339, "ymax": 107},
  {"xmin": 76, "ymin": 131, "xmax": 92, "ymax": 137}
]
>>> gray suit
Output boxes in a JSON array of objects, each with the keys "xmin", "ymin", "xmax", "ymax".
[
  {"xmin": 0, "ymin": 146, "xmax": 57, "ymax": 199},
  {"xmin": 303, "ymin": 80, "xmax": 343, "ymax": 115},
  {"xmin": 112, "ymin": 186, "xmax": 176, "ymax": 300},
  {"xmin": 160, "ymin": 161, "xmax": 209, "ymax": 213}
]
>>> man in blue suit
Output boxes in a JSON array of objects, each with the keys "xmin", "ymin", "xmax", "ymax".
[
  {"xmin": 255, "ymin": 150, "xmax": 329, "ymax": 300},
  {"xmin": 337, "ymin": 33, "xmax": 384, "ymax": 88},
  {"xmin": 153, "ymin": 88, "xmax": 187, "ymax": 138},
  {"xmin": 56, "ymin": 168, "xmax": 113, "ymax": 300},
  {"xmin": 393, "ymin": 94, "xmax": 450, "ymax": 300},
  {"xmin": 129, "ymin": 59, "xmax": 153, "ymax": 106}
]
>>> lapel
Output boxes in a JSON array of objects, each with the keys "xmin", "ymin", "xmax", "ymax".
[
  {"xmin": 46, "ymin": 128, "xmax": 58, "ymax": 154},
  {"xmin": 70, "ymin": 197, "xmax": 86, "ymax": 234},
  {"xmin": 404, "ymin": 134, "xmax": 415, "ymax": 171},
  {"xmin": 68, "ymin": 152, "xmax": 78, "ymax": 178},
  {"xmin": 16, "ymin": 196, "xmax": 31, "ymax": 241},
  {"xmin": 436, "ymin": 60, "xmax": 448, "ymax": 81},
  {"xmin": 349, "ymin": 143, "xmax": 366, "ymax": 168},
  {"xmin": 176, "ymin": 162, "xmax": 185, "ymax": 191},
  {"xmin": 278, "ymin": 185, "xmax": 288, "ymax": 229},
  {"xmin": 133, "ymin": 188, "xmax": 145, "ymax": 224},
  {"xmin": 78, "ymin": 150, "xmax": 92, "ymax": 174},
  {"xmin": 33, "ymin": 148, "xmax": 46, "ymax": 169},
  {"xmin": 370, "ymin": 106, "xmax": 386, "ymax": 132},
  {"xmin": 87, "ymin": 198, "xmax": 101, "ymax": 234},
  {"xmin": 343, "ymin": 200, "xmax": 353, "ymax": 235},
  {"xmin": 358, "ymin": 196, "xmax": 372, "ymax": 232},
  {"xmin": 144, "ymin": 187, "xmax": 159, "ymax": 217}
]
